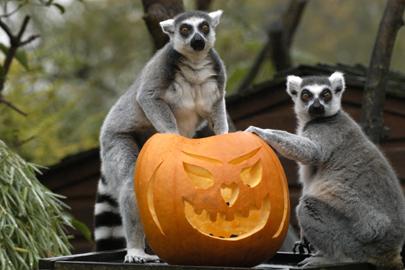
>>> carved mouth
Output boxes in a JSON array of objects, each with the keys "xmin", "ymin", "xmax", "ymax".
[{"xmin": 183, "ymin": 196, "xmax": 270, "ymax": 240}]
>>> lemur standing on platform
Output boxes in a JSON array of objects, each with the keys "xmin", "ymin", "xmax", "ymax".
[
  {"xmin": 246, "ymin": 72, "xmax": 405, "ymax": 269},
  {"xmin": 94, "ymin": 10, "xmax": 228, "ymax": 263}
]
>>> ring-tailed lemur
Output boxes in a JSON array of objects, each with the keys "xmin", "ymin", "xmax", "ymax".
[
  {"xmin": 94, "ymin": 10, "xmax": 228, "ymax": 263},
  {"xmin": 246, "ymin": 72, "xmax": 405, "ymax": 269}
]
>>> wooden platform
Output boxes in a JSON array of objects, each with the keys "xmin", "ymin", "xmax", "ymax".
[{"xmin": 39, "ymin": 251, "xmax": 375, "ymax": 270}]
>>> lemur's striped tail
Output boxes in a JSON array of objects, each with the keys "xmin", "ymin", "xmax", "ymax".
[{"xmin": 94, "ymin": 178, "xmax": 126, "ymax": 251}]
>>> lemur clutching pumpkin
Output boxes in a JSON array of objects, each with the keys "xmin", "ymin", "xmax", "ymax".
[
  {"xmin": 94, "ymin": 10, "xmax": 228, "ymax": 263},
  {"xmin": 246, "ymin": 72, "xmax": 405, "ymax": 269}
]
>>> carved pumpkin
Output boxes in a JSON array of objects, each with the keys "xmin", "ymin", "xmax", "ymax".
[{"xmin": 134, "ymin": 132, "xmax": 289, "ymax": 267}]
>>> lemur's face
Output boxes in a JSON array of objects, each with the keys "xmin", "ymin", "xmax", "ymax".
[
  {"xmin": 160, "ymin": 10, "xmax": 223, "ymax": 57},
  {"xmin": 286, "ymin": 72, "xmax": 345, "ymax": 121}
]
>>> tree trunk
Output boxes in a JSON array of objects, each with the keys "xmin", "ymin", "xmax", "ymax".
[
  {"xmin": 196, "ymin": 0, "xmax": 213, "ymax": 11},
  {"xmin": 361, "ymin": 0, "xmax": 405, "ymax": 143},
  {"xmin": 269, "ymin": 0, "xmax": 308, "ymax": 71},
  {"xmin": 141, "ymin": 0, "xmax": 184, "ymax": 51}
]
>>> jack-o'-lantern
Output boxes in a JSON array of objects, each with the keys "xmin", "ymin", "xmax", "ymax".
[{"xmin": 134, "ymin": 132, "xmax": 289, "ymax": 266}]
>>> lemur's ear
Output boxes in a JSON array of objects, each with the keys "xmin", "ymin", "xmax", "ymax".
[
  {"xmin": 208, "ymin": 10, "xmax": 223, "ymax": 27},
  {"xmin": 329, "ymin": 71, "xmax": 345, "ymax": 94},
  {"xmin": 160, "ymin": 19, "xmax": 175, "ymax": 36},
  {"xmin": 286, "ymin": 75, "xmax": 302, "ymax": 100}
]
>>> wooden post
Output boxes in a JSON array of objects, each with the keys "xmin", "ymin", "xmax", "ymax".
[
  {"xmin": 361, "ymin": 0, "xmax": 405, "ymax": 143},
  {"xmin": 141, "ymin": 0, "xmax": 185, "ymax": 51}
]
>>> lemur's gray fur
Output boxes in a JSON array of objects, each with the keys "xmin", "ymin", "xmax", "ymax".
[
  {"xmin": 246, "ymin": 72, "xmax": 405, "ymax": 269},
  {"xmin": 94, "ymin": 10, "xmax": 228, "ymax": 263}
]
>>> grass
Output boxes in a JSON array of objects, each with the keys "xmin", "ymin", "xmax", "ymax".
[{"xmin": 0, "ymin": 140, "xmax": 72, "ymax": 269}]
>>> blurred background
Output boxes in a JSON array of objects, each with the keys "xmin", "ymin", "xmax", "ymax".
[{"xmin": 1, "ymin": 0, "xmax": 404, "ymax": 165}]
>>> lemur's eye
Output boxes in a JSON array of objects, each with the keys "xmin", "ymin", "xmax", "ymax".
[
  {"xmin": 180, "ymin": 24, "xmax": 191, "ymax": 37},
  {"xmin": 321, "ymin": 89, "xmax": 332, "ymax": 102},
  {"xmin": 301, "ymin": 89, "xmax": 312, "ymax": 102},
  {"xmin": 199, "ymin": 23, "xmax": 210, "ymax": 35}
]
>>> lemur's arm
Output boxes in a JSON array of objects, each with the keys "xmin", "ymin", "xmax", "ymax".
[
  {"xmin": 137, "ymin": 88, "xmax": 178, "ymax": 134},
  {"xmin": 208, "ymin": 98, "xmax": 228, "ymax": 134},
  {"xmin": 245, "ymin": 126, "xmax": 321, "ymax": 165},
  {"xmin": 207, "ymin": 49, "xmax": 228, "ymax": 135}
]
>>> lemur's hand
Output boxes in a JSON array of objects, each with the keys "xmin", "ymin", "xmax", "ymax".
[
  {"xmin": 245, "ymin": 126, "xmax": 272, "ymax": 138},
  {"xmin": 162, "ymin": 129, "xmax": 180, "ymax": 135}
]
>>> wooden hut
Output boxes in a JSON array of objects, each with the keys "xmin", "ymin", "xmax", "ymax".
[{"xmin": 39, "ymin": 63, "xmax": 405, "ymax": 253}]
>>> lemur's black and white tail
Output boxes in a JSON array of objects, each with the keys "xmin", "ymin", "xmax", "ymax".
[{"xmin": 94, "ymin": 176, "xmax": 126, "ymax": 251}]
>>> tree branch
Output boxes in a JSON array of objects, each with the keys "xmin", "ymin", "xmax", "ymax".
[
  {"xmin": 141, "ymin": 0, "xmax": 185, "ymax": 51},
  {"xmin": 361, "ymin": 0, "xmax": 405, "ymax": 143},
  {"xmin": 0, "ymin": 3, "xmax": 25, "ymax": 18},
  {"xmin": 20, "ymin": 34, "xmax": 40, "ymax": 46},
  {"xmin": 0, "ymin": 95, "xmax": 27, "ymax": 116},
  {"xmin": 236, "ymin": 0, "xmax": 308, "ymax": 93},
  {"xmin": 0, "ymin": 15, "xmax": 38, "ymax": 115},
  {"xmin": 0, "ymin": 18, "xmax": 14, "ymax": 40},
  {"xmin": 236, "ymin": 41, "xmax": 272, "ymax": 93}
]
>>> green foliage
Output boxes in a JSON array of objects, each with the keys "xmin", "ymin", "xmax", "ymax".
[
  {"xmin": 71, "ymin": 218, "xmax": 92, "ymax": 243},
  {"xmin": 0, "ymin": 140, "xmax": 71, "ymax": 269},
  {"xmin": 1, "ymin": 0, "xmax": 405, "ymax": 166},
  {"xmin": 0, "ymin": 44, "xmax": 29, "ymax": 70},
  {"xmin": 0, "ymin": 0, "xmax": 150, "ymax": 165}
]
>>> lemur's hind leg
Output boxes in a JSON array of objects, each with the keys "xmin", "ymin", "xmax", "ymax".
[
  {"xmin": 102, "ymin": 132, "xmax": 158, "ymax": 263},
  {"xmin": 119, "ymin": 179, "xmax": 159, "ymax": 263},
  {"xmin": 296, "ymin": 195, "xmax": 360, "ymax": 266}
]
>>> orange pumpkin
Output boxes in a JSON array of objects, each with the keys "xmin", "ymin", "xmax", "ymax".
[{"xmin": 134, "ymin": 131, "xmax": 290, "ymax": 267}]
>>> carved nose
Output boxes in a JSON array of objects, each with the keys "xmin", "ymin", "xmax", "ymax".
[
  {"xmin": 220, "ymin": 183, "xmax": 239, "ymax": 207},
  {"xmin": 190, "ymin": 33, "xmax": 205, "ymax": 51}
]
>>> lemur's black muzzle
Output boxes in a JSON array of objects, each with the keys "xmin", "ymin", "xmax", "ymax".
[
  {"xmin": 190, "ymin": 33, "xmax": 205, "ymax": 51},
  {"xmin": 309, "ymin": 99, "xmax": 325, "ymax": 116}
]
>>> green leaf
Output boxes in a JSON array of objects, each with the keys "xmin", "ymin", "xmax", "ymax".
[
  {"xmin": 71, "ymin": 217, "xmax": 93, "ymax": 243},
  {"xmin": 15, "ymin": 50, "xmax": 29, "ymax": 70},
  {"xmin": 53, "ymin": 3, "xmax": 65, "ymax": 14},
  {"xmin": 0, "ymin": 43, "xmax": 29, "ymax": 70},
  {"xmin": 0, "ymin": 43, "xmax": 7, "ymax": 56}
]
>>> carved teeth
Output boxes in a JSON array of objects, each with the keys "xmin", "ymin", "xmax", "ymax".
[{"xmin": 183, "ymin": 196, "xmax": 271, "ymax": 240}]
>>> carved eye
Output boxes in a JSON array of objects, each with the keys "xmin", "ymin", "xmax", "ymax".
[
  {"xmin": 240, "ymin": 160, "xmax": 262, "ymax": 188},
  {"xmin": 183, "ymin": 162, "xmax": 214, "ymax": 189},
  {"xmin": 301, "ymin": 89, "xmax": 312, "ymax": 102},
  {"xmin": 200, "ymin": 23, "xmax": 210, "ymax": 35},
  {"xmin": 321, "ymin": 89, "xmax": 332, "ymax": 102}
]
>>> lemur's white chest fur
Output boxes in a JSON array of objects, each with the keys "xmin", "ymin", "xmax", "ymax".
[{"xmin": 163, "ymin": 57, "xmax": 220, "ymax": 137}]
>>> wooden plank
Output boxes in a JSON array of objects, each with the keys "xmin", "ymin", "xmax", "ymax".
[
  {"xmin": 38, "ymin": 251, "xmax": 375, "ymax": 270},
  {"xmin": 67, "ymin": 197, "xmax": 96, "ymax": 230},
  {"xmin": 228, "ymin": 86, "xmax": 290, "ymax": 121},
  {"xmin": 58, "ymin": 177, "xmax": 99, "ymax": 198}
]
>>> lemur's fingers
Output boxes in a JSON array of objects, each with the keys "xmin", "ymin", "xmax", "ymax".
[{"xmin": 245, "ymin": 126, "xmax": 266, "ymax": 135}]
